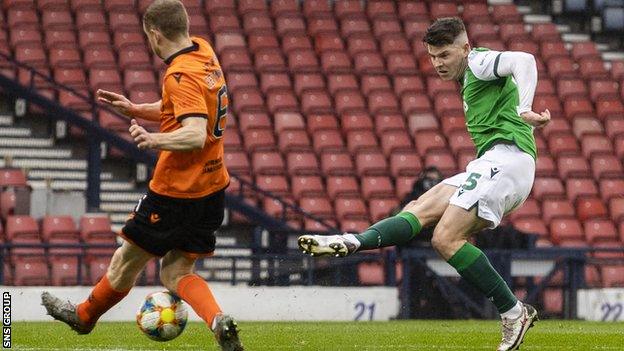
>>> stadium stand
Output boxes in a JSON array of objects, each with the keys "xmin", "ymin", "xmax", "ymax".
[{"xmin": 0, "ymin": 0, "xmax": 622, "ymax": 308}]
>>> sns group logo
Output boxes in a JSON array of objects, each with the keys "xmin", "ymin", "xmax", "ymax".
[{"xmin": 2, "ymin": 292, "xmax": 10, "ymax": 349}]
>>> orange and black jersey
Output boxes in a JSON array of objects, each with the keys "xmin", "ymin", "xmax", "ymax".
[{"xmin": 149, "ymin": 36, "xmax": 229, "ymax": 198}]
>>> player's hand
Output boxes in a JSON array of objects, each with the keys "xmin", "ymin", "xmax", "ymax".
[
  {"xmin": 129, "ymin": 119, "xmax": 157, "ymax": 149},
  {"xmin": 97, "ymin": 89, "xmax": 136, "ymax": 117},
  {"xmin": 520, "ymin": 109, "xmax": 550, "ymax": 128}
]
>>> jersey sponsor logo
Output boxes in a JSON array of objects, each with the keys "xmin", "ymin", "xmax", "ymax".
[
  {"xmin": 490, "ymin": 167, "xmax": 500, "ymax": 178},
  {"xmin": 149, "ymin": 213, "xmax": 161, "ymax": 224},
  {"xmin": 172, "ymin": 73, "xmax": 182, "ymax": 83},
  {"xmin": 203, "ymin": 157, "xmax": 223, "ymax": 174}
]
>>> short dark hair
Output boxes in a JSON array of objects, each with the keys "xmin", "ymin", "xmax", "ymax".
[
  {"xmin": 423, "ymin": 17, "xmax": 466, "ymax": 46},
  {"xmin": 143, "ymin": 0, "xmax": 189, "ymax": 40}
]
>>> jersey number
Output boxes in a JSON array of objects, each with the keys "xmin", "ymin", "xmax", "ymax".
[
  {"xmin": 213, "ymin": 85, "xmax": 227, "ymax": 138},
  {"xmin": 462, "ymin": 172, "xmax": 482, "ymax": 190}
]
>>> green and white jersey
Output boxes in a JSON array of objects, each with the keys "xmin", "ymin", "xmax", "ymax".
[{"xmin": 462, "ymin": 48, "xmax": 538, "ymax": 159}]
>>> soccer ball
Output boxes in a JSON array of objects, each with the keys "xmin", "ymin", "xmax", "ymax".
[{"xmin": 136, "ymin": 291, "xmax": 188, "ymax": 341}]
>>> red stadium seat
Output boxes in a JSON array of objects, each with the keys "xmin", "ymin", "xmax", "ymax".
[
  {"xmin": 13, "ymin": 257, "xmax": 49, "ymax": 285},
  {"xmin": 542, "ymin": 288, "xmax": 563, "ymax": 315},
  {"xmin": 565, "ymin": 178, "xmax": 599, "ymax": 202},
  {"xmin": 321, "ymin": 152, "xmax": 354, "ymax": 176},
  {"xmin": 377, "ymin": 113, "xmax": 408, "ymax": 134},
  {"xmin": 307, "ymin": 17, "xmax": 339, "ymax": 37},
  {"xmin": 254, "ymin": 50, "xmax": 287, "ymax": 73},
  {"xmin": 340, "ymin": 18, "xmax": 371, "ymax": 40},
  {"xmin": 238, "ymin": 0, "xmax": 267, "ymax": 14},
  {"xmin": 380, "ymin": 130, "xmax": 412, "ymax": 156},
  {"xmin": 335, "ymin": 0, "xmax": 365, "ymax": 19},
  {"xmin": 301, "ymin": 90, "xmax": 333, "ymax": 115},
  {"xmin": 288, "ymin": 50, "xmax": 320, "ymax": 73},
  {"xmin": 42, "ymin": 215, "xmax": 79, "ymax": 241},
  {"xmin": 358, "ymin": 261, "xmax": 384, "ymax": 286},
  {"xmin": 299, "ymin": 196, "xmax": 333, "ymax": 219},
  {"xmin": 361, "ymin": 176, "xmax": 394, "ymax": 199},
  {"xmin": 0, "ymin": 169, "xmax": 27, "ymax": 188},
  {"xmin": 590, "ymin": 154, "xmax": 623, "ymax": 179},
  {"xmin": 513, "ymin": 217, "xmax": 548, "ymax": 237},
  {"xmin": 282, "ymin": 34, "xmax": 313, "ymax": 53},
  {"xmin": 355, "ymin": 152, "xmax": 388, "ymax": 176},
  {"xmin": 547, "ymin": 133, "xmax": 579, "ymax": 156},
  {"xmin": 50, "ymin": 256, "xmax": 84, "ymax": 286},
  {"xmin": 605, "ymin": 116, "xmax": 624, "ymax": 139},
  {"xmin": 576, "ymin": 197, "xmax": 608, "ymax": 222},
  {"xmin": 547, "ymin": 57, "xmax": 576, "ymax": 80},
  {"xmin": 286, "ymin": 152, "xmax": 318, "ymax": 175},
  {"xmin": 346, "ymin": 130, "xmax": 378, "ymax": 154},
  {"xmin": 108, "ymin": 10, "xmax": 141, "ymax": 33},
  {"xmin": 572, "ymin": 118, "xmax": 602, "ymax": 138},
  {"xmin": 557, "ymin": 79, "xmax": 587, "ymax": 100},
  {"xmin": 393, "ymin": 75, "xmax": 425, "ymax": 97},
  {"xmin": 315, "ymin": 32, "xmax": 344, "ymax": 53},
  {"xmin": 581, "ymin": 135, "xmax": 613, "ymax": 158},
  {"xmin": 335, "ymin": 197, "xmax": 368, "ymax": 220},
  {"xmin": 266, "ymin": 90, "xmax": 298, "ymax": 113},
  {"xmin": 238, "ymin": 112, "xmax": 271, "ymax": 133},
  {"xmin": 327, "ymin": 74, "xmax": 358, "ymax": 95},
  {"xmin": 6, "ymin": 215, "xmax": 44, "ymax": 256},
  {"xmin": 584, "ymin": 219, "xmax": 618, "ymax": 243},
  {"xmin": 588, "ymin": 80, "xmax": 620, "ymax": 102},
  {"xmin": 313, "ymin": 130, "xmax": 345, "ymax": 154},
  {"xmin": 557, "ymin": 155, "xmax": 591, "ymax": 179},
  {"xmin": 601, "ymin": 266, "xmax": 624, "ymax": 287},
  {"xmin": 468, "ymin": 22, "xmax": 498, "ymax": 42},
  {"xmin": 532, "ymin": 177, "xmax": 566, "ymax": 200},
  {"xmin": 535, "ymin": 154, "xmax": 556, "ymax": 177},
  {"xmin": 415, "ymin": 131, "xmax": 447, "ymax": 156},
  {"xmin": 404, "ymin": 18, "xmax": 429, "ymax": 41},
  {"xmin": 424, "ymin": 151, "xmax": 457, "ymax": 176},
  {"xmin": 243, "ymin": 129, "xmax": 276, "ymax": 152},
  {"xmin": 366, "ymin": 1, "xmax": 395, "ymax": 19},
  {"xmin": 368, "ymin": 90, "xmax": 401, "ymax": 114},
  {"xmin": 353, "ymin": 52, "xmax": 385, "ymax": 74},
  {"xmin": 270, "ymin": 0, "xmax": 299, "ymax": 17},
  {"xmin": 231, "ymin": 89, "xmax": 265, "ymax": 114},
  {"xmin": 401, "ymin": 93, "xmax": 432, "ymax": 115},
  {"xmin": 293, "ymin": 74, "xmax": 325, "ymax": 96},
  {"xmin": 326, "ymin": 176, "xmax": 359, "ymax": 200},
  {"xmin": 369, "ymin": 198, "xmax": 399, "ymax": 222},
  {"xmin": 260, "ymin": 73, "xmax": 292, "ymax": 94},
  {"xmin": 224, "ymin": 151, "xmax": 250, "ymax": 175},
  {"xmin": 211, "ymin": 13, "xmax": 241, "ymax": 33},
  {"xmin": 395, "ymin": 176, "xmax": 416, "ymax": 199},
  {"xmin": 600, "ymin": 179, "xmax": 624, "ymax": 202},
  {"xmin": 542, "ymin": 199, "xmax": 575, "ymax": 224},
  {"xmin": 321, "ymin": 51, "xmax": 351, "ymax": 73},
  {"xmin": 579, "ymin": 58, "xmax": 609, "ymax": 80},
  {"xmin": 291, "ymin": 176, "xmax": 324, "ymax": 200},
  {"xmin": 372, "ymin": 18, "xmax": 402, "ymax": 38},
  {"xmin": 87, "ymin": 256, "xmax": 110, "ymax": 285},
  {"xmin": 252, "ymin": 152, "xmax": 285, "ymax": 175},
  {"xmin": 341, "ymin": 111, "xmax": 373, "ymax": 133},
  {"xmin": 550, "ymin": 218, "xmax": 584, "ymax": 244},
  {"xmin": 462, "ymin": 3, "xmax": 490, "ymax": 23},
  {"xmin": 430, "ymin": 2, "xmax": 459, "ymax": 18},
  {"xmin": 341, "ymin": 219, "xmax": 369, "ymax": 234},
  {"xmin": 256, "ymin": 175, "xmax": 289, "ymax": 196},
  {"xmin": 307, "ymin": 114, "xmax": 339, "ymax": 134},
  {"xmin": 596, "ymin": 100, "xmax": 624, "ymax": 120}
]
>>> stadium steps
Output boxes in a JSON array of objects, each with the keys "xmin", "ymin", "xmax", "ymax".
[
  {"xmin": 28, "ymin": 169, "xmax": 114, "ymax": 181},
  {"xmin": 0, "ymin": 127, "xmax": 31, "ymax": 137},
  {"xmin": 0, "ymin": 148, "xmax": 72, "ymax": 159},
  {"xmin": 0, "ymin": 137, "xmax": 54, "ymax": 148}
]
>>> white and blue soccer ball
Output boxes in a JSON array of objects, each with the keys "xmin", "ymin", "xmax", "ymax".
[{"xmin": 136, "ymin": 291, "xmax": 188, "ymax": 341}]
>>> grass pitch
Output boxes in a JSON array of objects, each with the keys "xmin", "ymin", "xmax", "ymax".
[{"xmin": 11, "ymin": 320, "xmax": 624, "ymax": 350}]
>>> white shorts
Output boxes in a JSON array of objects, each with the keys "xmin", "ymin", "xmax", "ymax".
[{"xmin": 442, "ymin": 143, "xmax": 536, "ymax": 229}]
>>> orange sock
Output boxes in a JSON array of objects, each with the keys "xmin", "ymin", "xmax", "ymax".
[
  {"xmin": 177, "ymin": 274, "xmax": 222, "ymax": 328},
  {"xmin": 77, "ymin": 275, "xmax": 130, "ymax": 325}
]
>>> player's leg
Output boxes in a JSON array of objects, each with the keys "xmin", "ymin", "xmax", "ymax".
[
  {"xmin": 433, "ymin": 205, "xmax": 536, "ymax": 351},
  {"xmin": 161, "ymin": 250, "xmax": 243, "ymax": 351},
  {"xmin": 298, "ymin": 182, "xmax": 456, "ymax": 257},
  {"xmin": 41, "ymin": 239, "xmax": 154, "ymax": 333}
]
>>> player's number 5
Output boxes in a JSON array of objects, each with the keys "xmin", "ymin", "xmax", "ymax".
[
  {"xmin": 213, "ymin": 85, "xmax": 227, "ymax": 138},
  {"xmin": 462, "ymin": 172, "xmax": 482, "ymax": 191}
]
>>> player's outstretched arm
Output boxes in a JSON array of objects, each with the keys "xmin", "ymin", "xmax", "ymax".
[
  {"xmin": 129, "ymin": 117, "xmax": 207, "ymax": 151},
  {"xmin": 96, "ymin": 89, "xmax": 161, "ymax": 122},
  {"xmin": 521, "ymin": 109, "xmax": 551, "ymax": 128}
]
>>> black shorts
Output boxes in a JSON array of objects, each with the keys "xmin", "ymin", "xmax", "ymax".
[{"xmin": 121, "ymin": 189, "xmax": 225, "ymax": 257}]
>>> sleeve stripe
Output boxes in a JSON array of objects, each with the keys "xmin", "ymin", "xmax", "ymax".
[
  {"xmin": 493, "ymin": 53, "xmax": 502, "ymax": 78},
  {"xmin": 176, "ymin": 113, "xmax": 208, "ymax": 122}
]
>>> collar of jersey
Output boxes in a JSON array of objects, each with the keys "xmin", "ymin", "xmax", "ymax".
[{"xmin": 164, "ymin": 41, "xmax": 200, "ymax": 65}]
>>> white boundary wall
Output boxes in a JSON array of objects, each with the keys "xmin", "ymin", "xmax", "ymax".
[
  {"xmin": 2, "ymin": 285, "xmax": 399, "ymax": 322},
  {"xmin": 577, "ymin": 288, "xmax": 624, "ymax": 321}
]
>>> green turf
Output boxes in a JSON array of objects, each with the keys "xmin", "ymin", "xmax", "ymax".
[{"xmin": 10, "ymin": 320, "xmax": 624, "ymax": 350}]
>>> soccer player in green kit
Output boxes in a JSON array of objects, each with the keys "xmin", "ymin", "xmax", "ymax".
[{"xmin": 298, "ymin": 17, "xmax": 550, "ymax": 350}]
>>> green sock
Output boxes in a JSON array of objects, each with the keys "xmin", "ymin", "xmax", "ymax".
[
  {"xmin": 354, "ymin": 212, "xmax": 422, "ymax": 250},
  {"xmin": 447, "ymin": 243, "xmax": 517, "ymax": 314}
]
